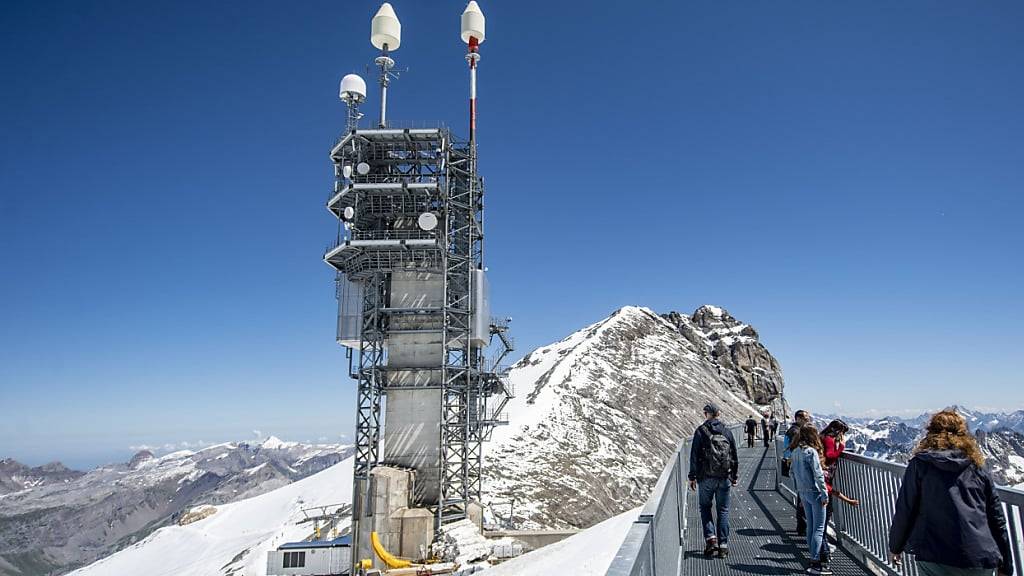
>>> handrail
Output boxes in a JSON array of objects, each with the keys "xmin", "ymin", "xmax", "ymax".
[
  {"xmin": 606, "ymin": 424, "xmax": 743, "ymax": 576},
  {"xmin": 774, "ymin": 437, "xmax": 1024, "ymax": 576}
]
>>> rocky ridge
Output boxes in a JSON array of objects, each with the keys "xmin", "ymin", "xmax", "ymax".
[{"xmin": 481, "ymin": 305, "xmax": 787, "ymax": 531}]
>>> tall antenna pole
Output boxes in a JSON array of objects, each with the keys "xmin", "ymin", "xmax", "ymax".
[
  {"xmin": 371, "ymin": 3, "xmax": 401, "ymax": 128},
  {"xmin": 375, "ymin": 48, "xmax": 394, "ymax": 128},
  {"xmin": 461, "ymin": 2, "xmax": 485, "ymax": 149}
]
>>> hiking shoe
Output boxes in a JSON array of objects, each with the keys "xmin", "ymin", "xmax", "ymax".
[
  {"xmin": 716, "ymin": 546, "xmax": 729, "ymax": 559},
  {"xmin": 806, "ymin": 563, "xmax": 833, "ymax": 575},
  {"xmin": 704, "ymin": 539, "xmax": 718, "ymax": 556}
]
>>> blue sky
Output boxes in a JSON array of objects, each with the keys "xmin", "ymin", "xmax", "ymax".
[{"xmin": 1, "ymin": 1, "xmax": 1022, "ymax": 469}]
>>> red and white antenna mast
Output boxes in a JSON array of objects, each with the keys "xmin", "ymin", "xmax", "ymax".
[{"xmin": 461, "ymin": 1, "xmax": 485, "ymax": 148}]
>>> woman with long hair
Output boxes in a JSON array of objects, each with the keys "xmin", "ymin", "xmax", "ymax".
[
  {"xmin": 818, "ymin": 420, "xmax": 859, "ymax": 562},
  {"xmin": 791, "ymin": 425, "xmax": 832, "ymax": 575},
  {"xmin": 889, "ymin": 410, "xmax": 1013, "ymax": 576}
]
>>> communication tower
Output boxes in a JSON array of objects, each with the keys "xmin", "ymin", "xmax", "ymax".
[{"xmin": 323, "ymin": 2, "xmax": 513, "ymax": 565}]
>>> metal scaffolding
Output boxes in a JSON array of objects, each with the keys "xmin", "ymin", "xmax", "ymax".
[{"xmin": 324, "ymin": 126, "xmax": 511, "ymax": 530}]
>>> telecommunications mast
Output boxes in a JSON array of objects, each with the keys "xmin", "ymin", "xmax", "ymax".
[{"xmin": 323, "ymin": 2, "xmax": 514, "ymax": 568}]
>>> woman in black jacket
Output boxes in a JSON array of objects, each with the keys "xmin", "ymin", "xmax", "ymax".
[{"xmin": 889, "ymin": 409, "xmax": 1014, "ymax": 576}]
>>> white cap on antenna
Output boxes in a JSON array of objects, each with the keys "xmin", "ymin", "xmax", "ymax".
[
  {"xmin": 461, "ymin": 1, "xmax": 485, "ymax": 44},
  {"xmin": 339, "ymin": 74, "xmax": 367, "ymax": 103},
  {"xmin": 371, "ymin": 3, "xmax": 401, "ymax": 51}
]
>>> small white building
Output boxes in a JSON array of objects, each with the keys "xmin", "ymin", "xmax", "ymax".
[{"xmin": 266, "ymin": 536, "xmax": 352, "ymax": 576}]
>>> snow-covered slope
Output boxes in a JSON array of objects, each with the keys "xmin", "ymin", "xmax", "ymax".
[
  {"xmin": 482, "ymin": 305, "xmax": 786, "ymax": 531},
  {"xmin": 0, "ymin": 441, "xmax": 351, "ymax": 576},
  {"xmin": 484, "ymin": 507, "xmax": 641, "ymax": 576},
  {"xmin": 69, "ymin": 458, "xmax": 353, "ymax": 576}
]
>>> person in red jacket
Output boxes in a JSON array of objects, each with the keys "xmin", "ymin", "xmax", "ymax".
[{"xmin": 818, "ymin": 419, "xmax": 859, "ymax": 565}]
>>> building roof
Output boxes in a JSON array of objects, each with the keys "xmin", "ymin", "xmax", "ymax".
[{"xmin": 277, "ymin": 536, "xmax": 351, "ymax": 550}]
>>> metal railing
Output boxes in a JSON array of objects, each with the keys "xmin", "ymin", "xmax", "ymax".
[
  {"xmin": 774, "ymin": 437, "xmax": 1024, "ymax": 576},
  {"xmin": 607, "ymin": 425, "xmax": 743, "ymax": 576}
]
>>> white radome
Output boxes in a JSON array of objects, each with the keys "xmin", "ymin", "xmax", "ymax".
[
  {"xmin": 339, "ymin": 74, "xmax": 366, "ymax": 103},
  {"xmin": 417, "ymin": 212, "xmax": 438, "ymax": 231},
  {"xmin": 371, "ymin": 2, "xmax": 401, "ymax": 51},
  {"xmin": 461, "ymin": 1, "xmax": 485, "ymax": 44}
]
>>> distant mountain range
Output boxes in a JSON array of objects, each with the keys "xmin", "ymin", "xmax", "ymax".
[
  {"xmin": 827, "ymin": 407, "xmax": 1024, "ymax": 488},
  {"xmin": 0, "ymin": 438, "xmax": 351, "ymax": 576}
]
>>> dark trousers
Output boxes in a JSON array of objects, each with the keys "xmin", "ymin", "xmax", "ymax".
[
  {"xmin": 698, "ymin": 477, "xmax": 732, "ymax": 545},
  {"xmin": 796, "ymin": 496, "xmax": 806, "ymax": 533},
  {"xmin": 746, "ymin": 432, "xmax": 755, "ymax": 448}
]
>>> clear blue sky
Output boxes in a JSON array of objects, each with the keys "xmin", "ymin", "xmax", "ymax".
[{"xmin": 2, "ymin": 1, "xmax": 1021, "ymax": 469}]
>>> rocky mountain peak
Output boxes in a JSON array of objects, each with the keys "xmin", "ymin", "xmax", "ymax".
[
  {"xmin": 483, "ymin": 304, "xmax": 789, "ymax": 531},
  {"xmin": 128, "ymin": 450, "xmax": 155, "ymax": 470},
  {"xmin": 662, "ymin": 306, "xmax": 784, "ymax": 409}
]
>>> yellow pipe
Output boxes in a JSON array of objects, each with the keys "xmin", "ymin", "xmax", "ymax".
[{"xmin": 370, "ymin": 531, "xmax": 412, "ymax": 569}]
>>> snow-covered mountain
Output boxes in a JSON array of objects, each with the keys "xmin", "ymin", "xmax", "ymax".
[
  {"xmin": 837, "ymin": 410, "xmax": 1024, "ymax": 488},
  {"xmin": 67, "ymin": 457, "xmax": 354, "ymax": 576},
  {"xmin": 0, "ymin": 439, "xmax": 352, "ymax": 576},
  {"xmin": 482, "ymin": 305, "xmax": 788, "ymax": 531}
]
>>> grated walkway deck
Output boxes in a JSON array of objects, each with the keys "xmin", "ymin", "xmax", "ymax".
[{"xmin": 682, "ymin": 445, "xmax": 871, "ymax": 575}]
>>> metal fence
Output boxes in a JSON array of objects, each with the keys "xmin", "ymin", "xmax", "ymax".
[
  {"xmin": 774, "ymin": 437, "xmax": 1024, "ymax": 576},
  {"xmin": 606, "ymin": 425, "xmax": 743, "ymax": 576}
]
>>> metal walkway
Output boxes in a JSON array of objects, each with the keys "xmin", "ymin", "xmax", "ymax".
[{"xmin": 681, "ymin": 445, "xmax": 869, "ymax": 575}]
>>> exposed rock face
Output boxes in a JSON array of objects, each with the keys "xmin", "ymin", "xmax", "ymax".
[
  {"xmin": 0, "ymin": 441, "xmax": 352, "ymax": 576},
  {"xmin": 663, "ymin": 305, "xmax": 786, "ymax": 411},
  {"xmin": 0, "ymin": 459, "xmax": 84, "ymax": 496},
  {"xmin": 482, "ymin": 305, "xmax": 788, "ymax": 531}
]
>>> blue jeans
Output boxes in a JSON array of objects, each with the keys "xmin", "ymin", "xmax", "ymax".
[
  {"xmin": 801, "ymin": 495, "xmax": 827, "ymax": 561},
  {"xmin": 698, "ymin": 477, "xmax": 731, "ymax": 545}
]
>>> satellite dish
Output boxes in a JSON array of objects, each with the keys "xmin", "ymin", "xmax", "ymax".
[
  {"xmin": 461, "ymin": 1, "xmax": 485, "ymax": 44},
  {"xmin": 339, "ymin": 74, "xmax": 367, "ymax": 103},
  {"xmin": 343, "ymin": 207, "xmax": 355, "ymax": 221},
  {"xmin": 342, "ymin": 165, "xmax": 352, "ymax": 178},
  {"xmin": 371, "ymin": 3, "xmax": 401, "ymax": 51},
  {"xmin": 417, "ymin": 212, "xmax": 438, "ymax": 231},
  {"xmin": 356, "ymin": 162, "xmax": 371, "ymax": 175}
]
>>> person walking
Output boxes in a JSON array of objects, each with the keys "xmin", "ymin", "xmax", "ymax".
[
  {"xmin": 791, "ymin": 425, "xmax": 832, "ymax": 574},
  {"xmin": 783, "ymin": 410, "xmax": 812, "ymax": 535},
  {"xmin": 688, "ymin": 403, "xmax": 739, "ymax": 559},
  {"xmin": 770, "ymin": 414, "xmax": 780, "ymax": 437},
  {"xmin": 761, "ymin": 415, "xmax": 771, "ymax": 447},
  {"xmin": 889, "ymin": 410, "xmax": 1013, "ymax": 576},
  {"xmin": 744, "ymin": 415, "xmax": 758, "ymax": 448}
]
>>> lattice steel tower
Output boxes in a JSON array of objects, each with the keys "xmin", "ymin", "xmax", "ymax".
[{"xmin": 323, "ymin": 1, "xmax": 512, "ymax": 562}]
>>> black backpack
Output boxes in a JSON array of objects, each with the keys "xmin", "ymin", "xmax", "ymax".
[{"xmin": 701, "ymin": 424, "xmax": 733, "ymax": 478}]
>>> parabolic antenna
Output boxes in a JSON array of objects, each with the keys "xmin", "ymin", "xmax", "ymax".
[
  {"xmin": 339, "ymin": 74, "xmax": 367, "ymax": 103},
  {"xmin": 343, "ymin": 206, "xmax": 356, "ymax": 221},
  {"xmin": 461, "ymin": 1, "xmax": 485, "ymax": 44},
  {"xmin": 371, "ymin": 3, "xmax": 401, "ymax": 51},
  {"xmin": 343, "ymin": 165, "xmax": 352, "ymax": 178},
  {"xmin": 417, "ymin": 212, "xmax": 438, "ymax": 231},
  {"xmin": 356, "ymin": 162, "xmax": 371, "ymax": 175}
]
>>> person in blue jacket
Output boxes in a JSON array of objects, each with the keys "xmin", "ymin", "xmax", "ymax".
[
  {"xmin": 889, "ymin": 409, "xmax": 1013, "ymax": 576},
  {"xmin": 791, "ymin": 424, "xmax": 832, "ymax": 575},
  {"xmin": 688, "ymin": 403, "xmax": 739, "ymax": 559}
]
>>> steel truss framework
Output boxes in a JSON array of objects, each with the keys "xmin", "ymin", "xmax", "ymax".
[{"xmin": 324, "ymin": 127, "xmax": 512, "ymax": 529}]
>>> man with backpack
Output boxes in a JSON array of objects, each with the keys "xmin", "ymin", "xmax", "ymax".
[{"xmin": 688, "ymin": 403, "xmax": 739, "ymax": 558}]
